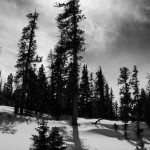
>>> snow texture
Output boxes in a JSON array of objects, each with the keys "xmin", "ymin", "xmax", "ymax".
[{"xmin": 0, "ymin": 106, "xmax": 150, "ymax": 150}]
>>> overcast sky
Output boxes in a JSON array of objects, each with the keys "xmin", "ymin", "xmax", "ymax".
[{"xmin": 0, "ymin": 0, "xmax": 150, "ymax": 99}]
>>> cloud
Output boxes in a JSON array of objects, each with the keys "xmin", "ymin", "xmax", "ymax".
[
  {"xmin": 0, "ymin": 0, "xmax": 150, "ymax": 98},
  {"xmin": 82, "ymin": 0, "xmax": 150, "ymax": 55}
]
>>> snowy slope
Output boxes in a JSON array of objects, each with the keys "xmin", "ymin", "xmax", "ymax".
[{"xmin": 0, "ymin": 106, "xmax": 150, "ymax": 150}]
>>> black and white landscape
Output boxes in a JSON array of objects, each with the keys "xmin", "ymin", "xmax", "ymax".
[{"xmin": 0, "ymin": 0, "xmax": 150, "ymax": 150}]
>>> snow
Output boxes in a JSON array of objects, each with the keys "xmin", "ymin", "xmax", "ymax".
[{"xmin": 0, "ymin": 106, "xmax": 150, "ymax": 150}]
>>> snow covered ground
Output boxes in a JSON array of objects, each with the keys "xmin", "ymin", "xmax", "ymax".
[{"xmin": 0, "ymin": 106, "xmax": 150, "ymax": 150}]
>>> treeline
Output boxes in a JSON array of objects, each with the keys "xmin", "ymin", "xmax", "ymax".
[
  {"xmin": 1, "ymin": 61, "xmax": 150, "ymax": 124},
  {"xmin": 0, "ymin": 0, "xmax": 150, "ymax": 129}
]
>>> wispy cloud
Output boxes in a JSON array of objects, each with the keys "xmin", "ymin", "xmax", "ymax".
[{"xmin": 0, "ymin": 0, "xmax": 150, "ymax": 98}]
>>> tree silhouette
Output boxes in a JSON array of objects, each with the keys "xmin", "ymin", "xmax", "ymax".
[
  {"xmin": 15, "ymin": 11, "xmax": 41, "ymax": 115},
  {"xmin": 56, "ymin": 0, "xmax": 85, "ymax": 125}
]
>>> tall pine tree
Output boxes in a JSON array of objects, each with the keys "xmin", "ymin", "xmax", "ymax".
[
  {"xmin": 130, "ymin": 66, "xmax": 143, "ymax": 140},
  {"xmin": 145, "ymin": 74, "xmax": 150, "ymax": 126},
  {"xmin": 118, "ymin": 67, "xmax": 131, "ymax": 139},
  {"xmin": 95, "ymin": 67, "xmax": 105, "ymax": 118},
  {"xmin": 78, "ymin": 64, "xmax": 90, "ymax": 118},
  {"xmin": 3, "ymin": 73, "xmax": 13, "ymax": 106},
  {"xmin": 56, "ymin": 0, "xmax": 85, "ymax": 125},
  {"xmin": 15, "ymin": 11, "xmax": 41, "ymax": 115}
]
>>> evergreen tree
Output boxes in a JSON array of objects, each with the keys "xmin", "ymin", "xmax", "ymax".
[
  {"xmin": 48, "ymin": 127, "xmax": 66, "ymax": 150},
  {"xmin": 0, "ymin": 70, "xmax": 2, "ymax": 94},
  {"xmin": 25, "ymin": 67, "xmax": 39, "ymax": 116},
  {"xmin": 30, "ymin": 118, "xmax": 49, "ymax": 150},
  {"xmin": 130, "ymin": 66, "xmax": 143, "ymax": 140},
  {"xmin": 89, "ymin": 72, "xmax": 97, "ymax": 118},
  {"xmin": 114, "ymin": 100, "xmax": 119, "ymax": 120},
  {"xmin": 104, "ymin": 83, "xmax": 110, "ymax": 119},
  {"xmin": 47, "ymin": 49, "xmax": 65, "ymax": 119},
  {"xmin": 139, "ymin": 89, "xmax": 147, "ymax": 121},
  {"xmin": 47, "ymin": 50, "xmax": 57, "ymax": 116},
  {"xmin": 56, "ymin": 0, "xmax": 85, "ymax": 125},
  {"xmin": 3, "ymin": 73, "xmax": 13, "ymax": 106},
  {"xmin": 118, "ymin": 67, "xmax": 131, "ymax": 139},
  {"xmin": 65, "ymin": 62, "xmax": 74, "ymax": 116},
  {"xmin": 145, "ymin": 75, "xmax": 150, "ymax": 126},
  {"xmin": 13, "ymin": 86, "xmax": 22, "ymax": 115},
  {"xmin": 15, "ymin": 11, "xmax": 41, "ymax": 115},
  {"xmin": 109, "ymin": 88, "xmax": 115, "ymax": 120},
  {"xmin": 78, "ymin": 64, "xmax": 90, "ymax": 117},
  {"xmin": 95, "ymin": 67, "xmax": 105, "ymax": 118},
  {"xmin": 37, "ymin": 64, "xmax": 48, "ymax": 114}
]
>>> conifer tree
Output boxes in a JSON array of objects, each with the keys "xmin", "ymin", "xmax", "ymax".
[
  {"xmin": 118, "ymin": 67, "xmax": 131, "ymax": 139},
  {"xmin": 0, "ymin": 70, "xmax": 2, "ymax": 94},
  {"xmin": 140, "ymin": 89, "xmax": 146, "ymax": 121},
  {"xmin": 47, "ymin": 50, "xmax": 57, "ymax": 116},
  {"xmin": 130, "ymin": 66, "xmax": 143, "ymax": 140},
  {"xmin": 3, "ymin": 73, "xmax": 13, "ymax": 106},
  {"xmin": 48, "ymin": 127, "xmax": 66, "ymax": 150},
  {"xmin": 37, "ymin": 64, "xmax": 48, "ymax": 114},
  {"xmin": 95, "ymin": 67, "xmax": 105, "ymax": 118},
  {"xmin": 109, "ymin": 88, "xmax": 115, "ymax": 120},
  {"xmin": 65, "ymin": 62, "xmax": 74, "ymax": 116},
  {"xmin": 104, "ymin": 83, "xmax": 110, "ymax": 119},
  {"xmin": 15, "ymin": 11, "xmax": 41, "ymax": 115},
  {"xmin": 48, "ymin": 49, "xmax": 64, "ymax": 119},
  {"xmin": 145, "ymin": 75, "xmax": 150, "ymax": 126},
  {"xmin": 78, "ymin": 65, "xmax": 90, "ymax": 117},
  {"xmin": 13, "ymin": 86, "xmax": 22, "ymax": 115},
  {"xmin": 114, "ymin": 100, "xmax": 119, "ymax": 120},
  {"xmin": 88, "ymin": 73, "xmax": 97, "ymax": 118},
  {"xmin": 56, "ymin": 0, "xmax": 85, "ymax": 125},
  {"xmin": 30, "ymin": 118, "xmax": 49, "ymax": 150}
]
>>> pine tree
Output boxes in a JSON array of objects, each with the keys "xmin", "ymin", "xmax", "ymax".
[
  {"xmin": 114, "ymin": 100, "xmax": 119, "ymax": 120},
  {"xmin": 47, "ymin": 50, "xmax": 57, "ymax": 117},
  {"xmin": 47, "ymin": 49, "xmax": 64, "ymax": 119},
  {"xmin": 139, "ymin": 89, "xmax": 147, "ymax": 121},
  {"xmin": 65, "ymin": 62, "xmax": 74, "ymax": 116},
  {"xmin": 109, "ymin": 88, "xmax": 115, "ymax": 120},
  {"xmin": 13, "ymin": 86, "xmax": 22, "ymax": 115},
  {"xmin": 0, "ymin": 70, "xmax": 2, "ymax": 94},
  {"xmin": 30, "ymin": 118, "xmax": 49, "ymax": 150},
  {"xmin": 3, "ymin": 73, "xmax": 13, "ymax": 106},
  {"xmin": 89, "ymin": 72, "xmax": 97, "ymax": 118},
  {"xmin": 15, "ymin": 11, "xmax": 41, "ymax": 115},
  {"xmin": 78, "ymin": 65, "xmax": 90, "ymax": 117},
  {"xmin": 37, "ymin": 64, "xmax": 48, "ymax": 114},
  {"xmin": 130, "ymin": 66, "xmax": 143, "ymax": 140},
  {"xmin": 104, "ymin": 83, "xmax": 110, "ymax": 119},
  {"xmin": 118, "ymin": 67, "xmax": 131, "ymax": 139},
  {"xmin": 145, "ymin": 74, "xmax": 150, "ymax": 126},
  {"xmin": 95, "ymin": 67, "xmax": 105, "ymax": 118},
  {"xmin": 56, "ymin": 0, "xmax": 85, "ymax": 125},
  {"xmin": 48, "ymin": 127, "xmax": 66, "ymax": 150},
  {"xmin": 25, "ymin": 67, "xmax": 39, "ymax": 116}
]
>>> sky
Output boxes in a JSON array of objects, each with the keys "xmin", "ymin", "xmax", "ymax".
[{"xmin": 0, "ymin": 0, "xmax": 150, "ymax": 100}]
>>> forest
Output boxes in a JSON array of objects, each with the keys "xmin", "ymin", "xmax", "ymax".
[{"xmin": 0, "ymin": 0, "xmax": 150, "ymax": 150}]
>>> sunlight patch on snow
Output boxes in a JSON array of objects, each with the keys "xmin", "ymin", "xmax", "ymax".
[{"xmin": 0, "ymin": 106, "xmax": 150, "ymax": 150}]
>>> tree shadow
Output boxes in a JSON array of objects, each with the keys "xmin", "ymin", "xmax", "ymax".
[
  {"xmin": 71, "ymin": 125, "xmax": 89, "ymax": 150},
  {"xmin": 94, "ymin": 122, "xmax": 150, "ymax": 146},
  {"xmin": 0, "ymin": 112, "xmax": 17, "ymax": 134},
  {"xmin": 0, "ymin": 121, "xmax": 17, "ymax": 134},
  {"xmin": 0, "ymin": 112, "xmax": 33, "ymax": 134},
  {"xmin": 88, "ymin": 128, "xmax": 124, "ymax": 141},
  {"xmin": 65, "ymin": 125, "xmax": 88, "ymax": 150}
]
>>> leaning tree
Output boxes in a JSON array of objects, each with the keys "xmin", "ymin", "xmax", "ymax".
[{"xmin": 15, "ymin": 11, "xmax": 41, "ymax": 115}]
